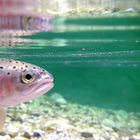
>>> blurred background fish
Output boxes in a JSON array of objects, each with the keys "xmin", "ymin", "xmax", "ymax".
[{"xmin": 0, "ymin": 0, "xmax": 52, "ymax": 47}]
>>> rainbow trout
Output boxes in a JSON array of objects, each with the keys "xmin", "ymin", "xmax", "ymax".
[{"xmin": 0, "ymin": 59, "xmax": 54, "ymax": 131}]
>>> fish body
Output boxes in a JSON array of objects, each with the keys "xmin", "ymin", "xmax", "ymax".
[{"xmin": 0, "ymin": 59, "xmax": 54, "ymax": 107}]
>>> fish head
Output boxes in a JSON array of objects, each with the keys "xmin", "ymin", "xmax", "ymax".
[
  {"xmin": 0, "ymin": 60, "xmax": 54, "ymax": 107},
  {"xmin": 15, "ymin": 65, "xmax": 53, "ymax": 96}
]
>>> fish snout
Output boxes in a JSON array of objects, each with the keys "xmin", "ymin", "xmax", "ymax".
[{"xmin": 42, "ymin": 72, "xmax": 54, "ymax": 83}]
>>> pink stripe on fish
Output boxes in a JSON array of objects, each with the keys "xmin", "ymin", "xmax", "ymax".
[{"xmin": 0, "ymin": 76, "xmax": 15, "ymax": 100}]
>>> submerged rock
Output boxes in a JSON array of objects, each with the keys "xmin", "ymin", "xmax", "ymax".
[
  {"xmin": 81, "ymin": 132, "xmax": 93, "ymax": 138},
  {"xmin": 14, "ymin": 136, "xmax": 30, "ymax": 140},
  {"xmin": 50, "ymin": 93, "xmax": 67, "ymax": 107},
  {"xmin": 42, "ymin": 118, "xmax": 73, "ymax": 132},
  {"xmin": 2, "ymin": 95, "xmax": 140, "ymax": 140},
  {"xmin": 33, "ymin": 130, "xmax": 43, "ymax": 138},
  {"xmin": 0, "ymin": 135, "xmax": 11, "ymax": 140},
  {"xmin": 23, "ymin": 131, "xmax": 32, "ymax": 139}
]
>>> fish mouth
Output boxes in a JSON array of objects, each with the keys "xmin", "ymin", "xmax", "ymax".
[
  {"xmin": 0, "ymin": 75, "xmax": 54, "ymax": 108},
  {"xmin": 34, "ymin": 79, "xmax": 54, "ymax": 94},
  {"xmin": 21, "ymin": 79, "xmax": 54, "ymax": 103},
  {"xmin": 21, "ymin": 77, "xmax": 54, "ymax": 98},
  {"xmin": 6, "ymin": 79, "xmax": 54, "ymax": 107}
]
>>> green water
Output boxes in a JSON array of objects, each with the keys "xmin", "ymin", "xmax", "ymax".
[{"xmin": 0, "ymin": 16, "xmax": 140, "ymax": 112}]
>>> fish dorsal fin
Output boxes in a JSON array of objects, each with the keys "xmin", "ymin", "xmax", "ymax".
[{"xmin": 0, "ymin": 108, "xmax": 6, "ymax": 132}]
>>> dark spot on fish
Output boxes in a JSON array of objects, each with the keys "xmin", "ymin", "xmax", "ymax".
[
  {"xmin": 7, "ymin": 72, "xmax": 10, "ymax": 75},
  {"xmin": 33, "ymin": 67, "xmax": 36, "ymax": 69},
  {"xmin": 16, "ymin": 61, "xmax": 19, "ymax": 63},
  {"xmin": 0, "ymin": 66, "xmax": 3, "ymax": 69},
  {"xmin": 21, "ymin": 67, "xmax": 23, "ymax": 69},
  {"xmin": 22, "ymin": 62, "xmax": 25, "ymax": 65},
  {"xmin": 40, "ymin": 72, "xmax": 43, "ymax": 74},
  {"xmin": 25, "ymin": 65, "xmax": 28, "ymax": 68},
  {"xmin": 13, "ymin": 66, "xmax": 16, "ymax": 69},
  {"xmin": 9, "ymin": 60, "xmax": 12, "ymax": 62}
]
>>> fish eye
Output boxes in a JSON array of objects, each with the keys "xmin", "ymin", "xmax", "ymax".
[{"xmin": 21, "ymin": 72, "xmax": 35, "ymax": 84}]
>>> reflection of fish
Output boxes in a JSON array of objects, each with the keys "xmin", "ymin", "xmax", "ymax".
[
  {"xmin": 0, "ymin": 59, "xmax": 54, "ymax": 130},
  {"xmin": 0, "ymin": 14, "xmax": 52, "ymax": 47},
  {"xmin": 0, "ymin": 14, "xmax": 52, "ymax": 31},
  {"xmin": 0, "ymin": 0, "xmax": 52, "ymax": 31},
  {"xmin": 0, "ymin": 0, "xmax": 52, "ymax": 47}
]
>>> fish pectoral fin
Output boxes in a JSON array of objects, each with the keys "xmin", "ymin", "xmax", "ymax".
[{"xmin": 0, "ymin": 108, "xmax": 6, "ymax": 132}]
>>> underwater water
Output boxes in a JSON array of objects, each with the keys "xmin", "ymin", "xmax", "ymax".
[{"xmin": 0, "ymin": 16, "xmax": 140, "ymax": 139}]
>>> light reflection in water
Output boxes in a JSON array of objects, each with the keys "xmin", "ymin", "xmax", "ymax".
[{"xmin": 0, "ymin": 0, "xmax": 52, "ymax": 47}]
